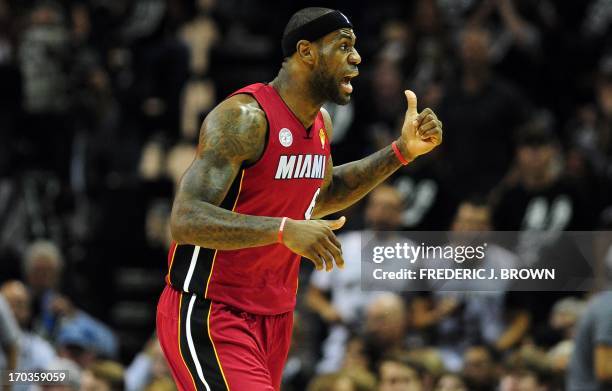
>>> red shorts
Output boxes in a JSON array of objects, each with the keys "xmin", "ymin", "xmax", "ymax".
[{"xmin": 156, "ymin": 285, "xmax": 293, "ymax": 391}]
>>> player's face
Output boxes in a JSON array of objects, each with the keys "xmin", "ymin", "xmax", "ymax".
[{"xmin": 311, "ymin": 28, "xmax": 361, "ymax": 105}]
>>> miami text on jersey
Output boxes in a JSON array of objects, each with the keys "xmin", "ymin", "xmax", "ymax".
[{"xmin": 275, "ymin": 154, "xmax": 326, "ymax": 179}]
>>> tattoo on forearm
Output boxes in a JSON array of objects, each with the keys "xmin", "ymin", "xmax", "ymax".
[
  {"xmin": 172, "ymin": 199, "xmax": 281, "ymax": 250},
  {"xmin": 314, "ymin": 145, "xmax": 401, "ymax": 217}
]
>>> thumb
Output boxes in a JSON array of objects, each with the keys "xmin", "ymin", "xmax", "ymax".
[
  {"xmin": 405, "ymin": 90, "xmax": 418, "ymax": 118},
  {"xmin": 324, "ymin": 216, "xmax": 346, "ymax": 230}
]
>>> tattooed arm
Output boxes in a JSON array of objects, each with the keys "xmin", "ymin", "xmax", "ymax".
[
  {"xmin": 171, "ymin": 94, "xmax": 346, "ymax": 270},
  {"xmin": 313, "ymin": 90, "xmax": 443, "ymax": 219},
  {"xmin": 170, "ymin": 94, "xmax": 279, "ymax": 249}
]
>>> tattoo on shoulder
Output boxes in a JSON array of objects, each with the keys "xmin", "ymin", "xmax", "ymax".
[{"xmin": 199, "ymin": 96, "xmax": 267, "ymax": 165}]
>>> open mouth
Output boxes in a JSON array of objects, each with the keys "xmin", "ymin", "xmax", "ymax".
[{"xmin": 340, "ymin": 76, "xmax": 354, "ymax": 94}]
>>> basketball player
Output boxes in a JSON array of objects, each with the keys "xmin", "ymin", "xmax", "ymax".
[{"xmin": 156, "ymin": 7, "xmax": 443, "ymax": 391}]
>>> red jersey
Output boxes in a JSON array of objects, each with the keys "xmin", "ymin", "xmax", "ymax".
[{"xmin": 165, "ymin": 83, "xmax": 331, "ymax": 315}]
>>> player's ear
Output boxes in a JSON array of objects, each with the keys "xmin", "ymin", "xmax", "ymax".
[{"xmin": 296, "ymin": 40, "xmax": 316, "ymax": 65}]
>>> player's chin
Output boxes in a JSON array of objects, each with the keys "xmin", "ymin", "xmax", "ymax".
[{"xmin": 334, "ymin": 87, "xmax": 353, "ymax": 105}]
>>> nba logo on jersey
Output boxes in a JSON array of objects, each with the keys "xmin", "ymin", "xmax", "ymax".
[{"xmin": 279, "ymin": 128, "xmax": 293, "ymax": 147}]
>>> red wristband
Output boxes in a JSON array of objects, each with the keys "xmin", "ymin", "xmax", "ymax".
[
  {"xmin": 392, "ymin": 141, "xmax": 409, "ymax": 166},
  {"xmin": 278, "ymin": 217, "xmax": 288, "ymax": 244}
]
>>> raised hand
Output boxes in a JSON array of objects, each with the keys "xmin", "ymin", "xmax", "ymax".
[{"xmin": 397, "ymin": 90, "xmax": 443, "ymax": 160}]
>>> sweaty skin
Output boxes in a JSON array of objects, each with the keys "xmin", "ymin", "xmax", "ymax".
[{"xmin": 171, "ymin": 27, "xmax": 443, "ymax": 272}]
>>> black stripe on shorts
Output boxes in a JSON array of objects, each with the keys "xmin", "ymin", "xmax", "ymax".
[{"xmin": 179, "ymin": 293, "xmax": 228, "ymax": 391}]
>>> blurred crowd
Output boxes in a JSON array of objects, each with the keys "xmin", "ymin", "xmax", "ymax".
[{"xmin": 0, "ymin": 0, "xmax": 612, "ymax": 390}]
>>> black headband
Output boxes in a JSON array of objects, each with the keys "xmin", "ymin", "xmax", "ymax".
[{"xmin": 282, "ymin": 10, "xmax": 353, "ymax": 58}]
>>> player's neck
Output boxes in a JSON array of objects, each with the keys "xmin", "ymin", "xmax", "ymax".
[{"xmin": 270, "ymin": 69, "xmax": 322, "ymax": 129}]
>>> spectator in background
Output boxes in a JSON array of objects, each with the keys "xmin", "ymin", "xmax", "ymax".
[
  {"xmin": 405, "ymin": 0, "xmax": 452, "ymax": 106},
  {"xmin": 377, "ymin": 352, "xmax": 429, "ymax": 391},
  {"xmin": 0, "ymin": 280, "xmax": 56, "ymax": 371},
  {"xmin": 80, "ymin": 360, "xmax": 125, "ymax": 391},
  {"xmin": 307, "ymin": 185, "xmax": 404, "ymax": 373},
  {"xmin": 363, "ymin": 294, "xmax": 411, "ymax": 371},
  {"xmin": 469, "ymin": 0, "xmax": 553, "ymax": 106},
  {"xmin": 498, "ymin": 348, "xmax": 555, "ymax": 391},
  {"xmin": 565, "ymin": 59, "xmax": 612, "ymax": 212},
  {"xmin": 283, "ymin": 311, "xmax": 319, "ymax": 391},
  {"xmin": 23, "ymin": 240, "xmax": 66, "ymax": 338},
  {"xmin": 43, "ymin": 356, "xmax": 82, "ymax": 391},
  {"xmin": 493, "ymin": 119, "xmax": 594, "ymax": 232},
  {"xmin": 462, "ymin": 345, "xmax": 498, "ymax": 391},
  {"xmin": 492, "ymin": 120, "xmax": 593, "ymax": 349},
  {"xmin": 499, "ymin": 367, "xmax": 552, "ymax": 391},
  {"xmin": 180, "ymin": 79, "xmax": 216, "ymax": 141},
  {"xmin": 138, "ymin": 138, "xmax": 196, "ymax": 191},
  {"xmin": 56, "ymin": 312, "xmax": 119, "ymax": 366},
  {"xmin": 306, "ymin": 371, "xmax": 376, "ymax": 391},
  {"xmin": 179, "ymin": 0, "xmax": 219, "ymax": 77},
  {"xmin": 340, "ymin": 334, "xmax": 372, "ymax": 377},
  {"xmin": 125, "ymin": 334, "xmax": 172, "ymax": 391},
  {"xmin": 434, "ymin": 372, "xmax": 467, "ymax": 391},
  {"xmin": 0, "ymin": 288, "xmax": 18, "ymax": 371},
  {"xmin": 17, "ymin": 1, "xmax": 74, "ymax": 178},
  {"xmin": 547, "ymin": 297, "xmax": 586, "ymax": 374},
  {"xmin": 23, "ymin": 240, "xmax": 118, "ymax": 361},
  {"xmin": 411, "ymin": 198, "xmax": 524, "ymax": 370},
  {"xmin": 437, "ymin": 25, "xmax": 531, "ymax": 198},
  {"xmin": 567, "ymin": 290, "xmax": 612, "ymax": 390},
  {"xmin": 492, "ymin": 119, "xmax": 596, "ymax": 296}
]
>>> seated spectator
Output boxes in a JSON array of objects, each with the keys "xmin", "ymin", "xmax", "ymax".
[
  {"xmin": 363, "ymin": 293, "xmax": 411, "ymax": 371},
  {"xmin": 404, "ymin": 348, "xmax": 445, "ymax": 382},
  {"xmin": 339, "ymin": 334, "xmax": 372, "ymax": 376},
  {"xmin": 567, "ymin": 290, "xmax": 612, "ymax": 390},
  {"xmin": 80, "ymin": 360, "xmax": 125, "ymax": 391},
  {"xmin": 0, "ymin": 280, "xmax": 56, "ymax": 370},
  {"xmin": 307, "ymin": 185, "xmax": 404, "ymax": 373},
  {"xmin": 125, "ymin": 334, "xmax": 173, "ymax": 391},
  {"xmin": 22, "ymin": 240, "xmax": 68, "ymax": 338},
  {"xmin": 547, "ymin": 297, "xmax": 586, "ymax": 373},
  {"xmin": 434, "ymin": 372, "xmax": 467, "ymax": 391},
  {"xmin": 462, "ymin": 345, "xmax": 499, "ymax": 391},
  {"xmin": 283, "ymin": 311, "xmax": 316, "ymax": 391},
  {"xmin": 43, "ymin": 357, "xmax": 82, "ymax": 391},
  {"xmin": 58, "ymin": 310, "xmax": 118, "ymax": 360},
  {"xmin": 22, "ymin": 240, "xmax": 118, "ymax": 359},
  {"xmin": 411, "ymin": 198, "xmax": 524, "ymax": 369},
  {"xmin": 306, "ymin": 371, "xmax": 376, "ymax": 391},
  {"xmin": 0, "ymin": 289, "xmax": 19, "ymax": 371},
  {"xmin": 499, "ymin": 351, "xmax": 555, "ymax": 391},
  {"xmin": 377, "ymin": 352, "xmax": 429, "ymax": 391}
]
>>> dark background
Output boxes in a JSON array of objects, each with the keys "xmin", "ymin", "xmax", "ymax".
[{"xmin": 0, "ymin": 0, "xmax": 611, "ymax": 389}]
